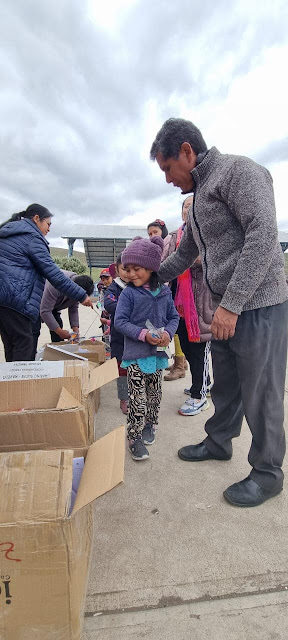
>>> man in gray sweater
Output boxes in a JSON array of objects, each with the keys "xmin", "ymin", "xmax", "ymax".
[
  {"xmin": 151, "ymin": 117, "xmax": 288, "ymax": 508},
  {"xmin": 40, "ymin": 271, "xmax": 94, "ymax": 342}
]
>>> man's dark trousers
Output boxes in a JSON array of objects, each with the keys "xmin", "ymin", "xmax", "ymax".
[
  {"xmin": 50, "ymin": 309, "xmax": 63, "ymax": 342},
  {"xmin": 204, "ymin": 301, "xmax": 288, "ymax": 491}
]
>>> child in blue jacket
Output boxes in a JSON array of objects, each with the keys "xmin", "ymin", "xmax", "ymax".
[
  {"xmin": 104, "ymin": 254, "xmax": 130, "ymax": 415},
  {"xmin": 114, "ymin": 236, "xmax": 179, "ymax": 461}
]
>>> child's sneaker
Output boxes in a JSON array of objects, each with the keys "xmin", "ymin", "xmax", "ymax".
[
  {"xmin": 178, "ymin": 397, "xmax": 210, "ymax": 416},
  {"xmin": 142, "ymin": 423, "xmax": 155, "ymax": 445},
  {"xmin": 129, "ymin": 438, "xmax": 149, "ymax": 460}
]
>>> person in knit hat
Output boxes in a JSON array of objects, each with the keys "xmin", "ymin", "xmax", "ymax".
[
  {"xmin": 114, "ymin": 235, "xmax": 179, "ymax": 461},
  {"xmin": 104, "ymin": 253, "xmax": 130, "ymax": 415}
]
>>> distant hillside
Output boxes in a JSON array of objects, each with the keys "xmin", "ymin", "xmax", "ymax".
[
  {"xmin": 50, "ymin": 247, "xmax": 87, "ymax": 264},
  {"xmin": 50, "ymin": 247, "xmax": 101, "ymax": 280}
]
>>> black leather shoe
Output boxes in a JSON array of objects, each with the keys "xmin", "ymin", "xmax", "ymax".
[
  {"xmin": 178, "ymin": 441, "xmax": 231, "ymax": 462},
  {"xmin": 223, "ymin": 477, "xmax": 283, "ymax": 507}
]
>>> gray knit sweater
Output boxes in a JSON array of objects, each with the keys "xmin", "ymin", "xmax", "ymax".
[{"xmin": 158, "ymin": 147, "xmax": 288, "ymax": 315}]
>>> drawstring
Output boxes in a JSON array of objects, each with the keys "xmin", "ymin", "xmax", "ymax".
[{"xmin": 200, "ymin": 341, "xmax": 211, "ymax": 399}]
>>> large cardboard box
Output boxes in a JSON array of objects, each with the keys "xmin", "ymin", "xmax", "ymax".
[
  {"xmin": 42, "ymin": 339, "xmax": 106, "ymax": 364},
  {"xmin": 0, "ymin": 359, "xmax": 118, "ymax": 453},
  {"xmin": 0, "ymin": 425, "xmax": 125, "ymax": 640}
]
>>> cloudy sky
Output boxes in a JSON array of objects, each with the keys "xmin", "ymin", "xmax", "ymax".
[{"xmin": 0, "ymin": 0, "xmax": 288, "ymax": 251}]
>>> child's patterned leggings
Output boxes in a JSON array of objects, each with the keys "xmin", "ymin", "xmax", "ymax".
[{"xmin": 127, "ymin": 364, "xmax": 162, "ymax": 441}]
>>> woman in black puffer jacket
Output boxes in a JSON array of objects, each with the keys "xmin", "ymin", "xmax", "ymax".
[{"xmin": 0, "ymin": 203, "xmax": 92, "ymax": 361}]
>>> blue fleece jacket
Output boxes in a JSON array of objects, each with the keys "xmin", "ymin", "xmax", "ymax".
[
  {"xmin": 114, "ymin": 283, "xmax": 179, "ymax": 360},
  {"xmin": 0, "ymin": 219, "xmax": 87, "ymax": 321},
  {"xmin": 104, "ymin": 279, "xmax": 126, "ymax": 361}
]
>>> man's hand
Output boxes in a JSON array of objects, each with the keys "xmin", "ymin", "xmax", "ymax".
[
  {"xmin": 81, "ymin": 296, "xmax": 94, "ymax": 308},
  {"xmin": 210, "ymin": 306, "xmax": 238, "ymax": 340},
  {"xmin": 72, "ymin": 327, "xmax": 79, "ymax": 334},
  {"xmin": 146, "ymin": 333, "xmax": 160, "ymax": 345},
  {"xmin": 55, "ymin": 328, "xmax": 71, "ymax": 340},
  {"xmin": 158, "ymin": 331, "xmax": 170, "ymax": 347}
]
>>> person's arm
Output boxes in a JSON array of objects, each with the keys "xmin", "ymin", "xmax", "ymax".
[
  {"xmin": 68, "ymin": 302, "xmax": 79, "ymax": 330},
  {"xmin": 28, "ymin": 237, "xmax": 92, "ymax": 305},
  {"xmin": 158, "ymin": 220, "xmax": 199, "ymax": 283},
  {"xmin": 40, "ymin": 283, "xmax": 63, "ymax": 331},
  {"xmin": 219, "ymin": 158, "xmax": 280, "ymax": 315},
  {"xmin": 104, "ymin": 285, "xmax": 118, "ymax": 317}
]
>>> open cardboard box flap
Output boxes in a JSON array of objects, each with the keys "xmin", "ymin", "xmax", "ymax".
[
  {"xmin": 0, "ymin": 426, "xmax": 125, "ymax": 523},
  {"xmin": 56, "ymin": 386, "xmax": 83, "ymax": 410},
  {"xmin": 72, "ymin": 424, "xmax": 125, "ymax": 514},
  {"xmin": 88, "ymin": 357, "xmax": 119, "ymax": 394},
  {"xmin": 44, "ymin": 343, "xmax": 91, "ymax": 361},
  {"xmin": 43, "ymin": 339, "xmax": 106, "ymax": 364}
]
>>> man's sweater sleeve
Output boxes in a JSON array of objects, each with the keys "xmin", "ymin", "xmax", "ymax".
[
  {"xmin": 40, "ymin": 283, "xmax": 61, "ymax": 331},
  {"xmin": 68, "ymin": 303, "xmax": 79, "ymax": 329},
  {"xmin": 219, "ymin": 159, "xmax": 280, "ymax": 314},
  {"xmin": 158, "ymin": 220, "xmax": 199, "ymax": 283}
]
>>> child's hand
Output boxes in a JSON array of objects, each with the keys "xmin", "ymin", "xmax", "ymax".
[
  {"xmin": 146, "ymin": 333, "xmax": 160, "ymax": 345},
  {"xmin": 158, "ymin": 331, "xmax": 170, "ymax": 347}
]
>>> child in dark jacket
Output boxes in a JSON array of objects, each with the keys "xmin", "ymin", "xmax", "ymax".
[
  {"xmin": 104, "ymin": 254, "xmax": 130, "ymax": 415},
  {"xmin": 114, "ymin": 236, "xmax": 179, "ymax": 461}
]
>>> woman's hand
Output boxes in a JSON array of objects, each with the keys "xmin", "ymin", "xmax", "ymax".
[{"xmin": 81, "ymin": 296, "xmax": 94, "ymax": 308}]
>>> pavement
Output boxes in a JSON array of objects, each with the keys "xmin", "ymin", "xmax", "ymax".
[
  {"xmin": 82, "ymin": 308, "xmax": 288, "ymax": 639},
  {"xmin": 1, "ymin": 306, "xmax": 287, "ymax": 639}
]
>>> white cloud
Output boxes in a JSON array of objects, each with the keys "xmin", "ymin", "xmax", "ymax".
[{"xmin": 0, "ymin": 0, "xmax": 287, "ymax": 243}]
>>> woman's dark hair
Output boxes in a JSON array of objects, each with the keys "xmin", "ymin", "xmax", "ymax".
[
  {"xmin": 147, "ymin": 219, "xmax": 168, "ymax": 239},
  {"xmin": 150, "ymin": 118, "xmax": 207, "ymax": 160},
  {"xmin": 0, "ymin": 203, "xmax": 53, "ymax": 229},
  {"xmin": 74, "ymin": 275, "xmax": 94, "ymax": 296},
  {"xmin": 116, "ymin": 252, "xmax": 123, "ymax": 266},
  {"xmin": 149, "ymin": 271, "xmax": 160, "ymax": 291}
]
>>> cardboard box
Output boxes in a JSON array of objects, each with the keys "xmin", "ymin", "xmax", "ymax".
[
  {"xmin": 0, "ymin": 425, "xmax": 125, "ymax": 640},
  {"xmin": 0, "ymin": 357, "xmax": 118, "ymax": 436},
  {"xmin": 42, "ymin": 339, "xmax": 106, "ymax": 364},
  {"xmin": 0, "ymin": 358, "xmax": 119, "ymax": 453}
]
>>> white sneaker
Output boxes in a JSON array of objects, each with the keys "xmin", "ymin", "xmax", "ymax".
[{"xmin": 178, "ymin": 397, "xmax": 210, "ymax": 416}]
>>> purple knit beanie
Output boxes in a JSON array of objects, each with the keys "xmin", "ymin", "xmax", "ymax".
[{"xmin": 122, "ymin": 236, "xmax": 164, "ymax": 272}]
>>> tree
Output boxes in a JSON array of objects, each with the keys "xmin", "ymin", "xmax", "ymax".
[{"xmin": 53, "ymin": 256, "xmax": 87, "ymax": 275}]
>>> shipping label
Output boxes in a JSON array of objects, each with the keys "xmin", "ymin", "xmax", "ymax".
[{"xmin": 0, "ymin": 361, "xmax": 64, "ymax": 381}]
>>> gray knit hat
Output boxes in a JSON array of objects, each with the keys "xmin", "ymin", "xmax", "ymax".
[{"xmin": 122, "ymin": 236, "xmax": 164, "ymax": 272}]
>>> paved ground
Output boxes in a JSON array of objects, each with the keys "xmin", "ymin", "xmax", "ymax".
[
  {"xmin": 82, "ymin": 305, "xmax": 288, "ymax": 639},
  {"xmin": 1, "ymin": 306, "xmax": 287, "ymax": 639}
]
